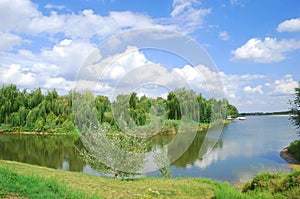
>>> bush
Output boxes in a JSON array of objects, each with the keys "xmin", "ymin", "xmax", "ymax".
[
  {"xmin": 242, "ymin": 171, "xmax": 300, "ymax": 194},
  {"xmin": 161, "ymin": 120, "xmax": 180, "ymax": 134},
  {"xmin": 288, "ymin": 140, "xmax": 300, "ymax": 161}
]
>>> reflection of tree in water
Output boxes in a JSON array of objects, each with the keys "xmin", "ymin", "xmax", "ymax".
[
  {"xmin": 150, "ymin": 134, "xmax": 176, "ymax": 148},
  {"xmin": 0, "ymin": 134, "xmax": 85, "ymax": 171},
  {"xmin": 168, "ymin": 130, "xmax": 223, "ymax": 168}
]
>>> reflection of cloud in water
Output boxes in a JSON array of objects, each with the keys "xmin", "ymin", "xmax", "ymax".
[
  {"xmin": 194, "ymin": 139, "xmax": 269, "ymax": 170},
  {"xmin": 194, "ymin": 133, "xmax": 292, "ymax": 170}
]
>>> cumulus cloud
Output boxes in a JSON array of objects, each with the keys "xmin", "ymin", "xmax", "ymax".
[
  {"xmin": 0, "ymin": 63, "xmax": 73, "ymax": 93},
  {"xmin": 41, "ymin": 39, "xmax": 95, "ymax": 79},
  {"xmin": 277, "ymin": 18, "xmax": 300, "ymax": 32},
  {"xmin": 0, "ymin": 0, "xmax": 40, "ymax": 33},
  {"xmin": 0, "ymin": 0, "xmax": 171, "ymax": 41},
  {"xmin": 0, "ymin": 64, "xmax": 36, "ymax": 87},
  {"xmin": 266, "ymin": 74, "xmax": 298, "ymax": 96},
  {"xmin": 0, "ymin": 32, "xmax": 22, "ymax": 51},
  {"xmin": 231, "ymin": 37, "xmax": 300, "ymax": 63},
  {"xmin": 0, "ymin": 38, "xmax": 95, "ymax": 94},
  {"xmin": 170, "ymin": 0, "xmax": 211, "ymax": 32},
  {"xmin": 243, "ymin": 85, "xmax": 263, "ymax": 95}
]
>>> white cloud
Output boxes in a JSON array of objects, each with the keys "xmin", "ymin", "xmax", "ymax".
[
  {"xmin": 267, "ymin": 74, "xmax": 298, "ymax": 95},
  {"xmin": 170, "ymin": 0, "xmax": 211, "ymax": 32},
  {"xmin": 0, "ymin": 0, "xmax": 170, "ymax": 41},
  {"xmin": 219, "ymin": 31, "xmax": 230, "ymax": 41},
  {"xmin": 277, "ymin": 18, "xmax": 300, "ymax": 32},
  {"xmin": 45, "ymin": 4, "xmax": 66, "ymax": 10},
  {"xmin": 0, "ymin": 0, "xmax": 40, "ymax": 33},
  {"xmin": 0, "ymin": 63, "xmax": 76, "ymax": 94},
  {"xmin": 27, "ymin": 11, "xmax": 66, "ymax": 35},
  {"xmin": 41, "ymin": 39, "xmax": 95, "ymax": 78},
  {"xmin": 0, "ymin": 32, "xmax": 22, "ymax": 51},
  {"xmin": 243, "ymin": 85, "xmax": 263, "ymax": 95},
  {"xmin": 231, "ymin": 37, "xmax": 300, "ymax": 63},
  {"xmin": 0, "ymin": 64, "xmax": 36, "ymax": 87}
]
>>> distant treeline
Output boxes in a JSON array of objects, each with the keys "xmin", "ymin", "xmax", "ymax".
[
  {"xmin": 0, "ymin": 84, "xmax": 238, "ymax": 133},
  {"xmin": 240, "ymin": 111, "xmax": 292, "ymax": 116}
]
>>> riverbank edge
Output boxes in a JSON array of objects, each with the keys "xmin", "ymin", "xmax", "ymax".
[
  {"xmin": 280, "ymin": 147, "xmax": 300, "ymax": 170},
  {"xmin": 0, "ymin": 120, "xmax": 229, "ymax": 136}
]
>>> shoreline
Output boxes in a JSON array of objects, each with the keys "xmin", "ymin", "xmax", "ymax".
[
  {"xmin": 280, "ymin": 147, "xmax": 300, "ymax": 170},
  {"xmin": 0, "ymin": 131, "xmax": 77, "ymax": 135}
]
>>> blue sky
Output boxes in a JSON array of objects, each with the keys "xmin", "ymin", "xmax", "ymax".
[{"xmin": 0, "ymin": 0, "xmax": 300, "ymax": 112}]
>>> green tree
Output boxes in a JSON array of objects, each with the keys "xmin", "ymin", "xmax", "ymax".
[
  {"xmin": 95, "ymin": 95, "xmax": 111, "ymax": 123},
  {"xmin": 290, "ymin": 83, "xmax": 300, "ymax": 129},
  {"xmin": 28, "ymin": 88, "xmax": 44, "ymax": 109},
  {"xmin": 227, "ymin": 104, "xmax": 239, "ymax": 118},
  {"xmin": 166, "ymin": 91, "xmax": 181, "ymax": 120},
  {"xmin": 78, "ymin": 131, "xmax": 149, "ymax": 179}
]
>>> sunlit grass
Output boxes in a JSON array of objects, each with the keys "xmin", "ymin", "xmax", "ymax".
[
  {"xmin": 0, "ymin": 160, "xmax": 216, "ymax": 198},
  {"xmin": 1, "ymin": 160, "xmax": 299, "ymax": 198}
]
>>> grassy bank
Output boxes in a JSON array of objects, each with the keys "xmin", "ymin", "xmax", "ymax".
[{"xmin": 1, "ymin": 160, "xmax": 300, "ymax": 198}]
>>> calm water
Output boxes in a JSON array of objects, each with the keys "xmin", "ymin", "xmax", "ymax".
[{"xmin": 0, "ymin": 116, "xmax": 298, "ymax": 183}]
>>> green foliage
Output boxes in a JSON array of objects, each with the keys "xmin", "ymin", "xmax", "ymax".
[
  {"xmin": 0, "ymin": 167, "xmax": 98, "ymax": 199},
  {"xmin": 242, "ymin": 171, "xmax": 300, "ymax": 195},
  {"xmin": 0, "ymin": 84, "xmax": 76, "ymax": 133},
  {"xmin": 166, "ymin": 91, "xmax": 181, "ymax": 120},
  {"xmin": 161, "ymin": 120, "xmax": 181, "ymax": 133},
  {"xmin": 288, "ymin": 140, "xmax": 300, "ymax": 161},
  {"xmin": 227, "ymin": 103, "xmax": 239, "ymax": 118},
  {"xmin": 77, "ymin": 130, "xmax": 150, "ymax": 179},
  {"xmin": 0, "ymin": 85, "xmax": 238, "ymax": 135},
  {"xmin": 290, "ymin": 83, "xmax": 300, "ymax": 129},
  {"xmin": 214, "ymin": 171, "xmax": 300, "ymax": 199},
  {"xmin": 154, "ymin": 150, "xmax": 173, "ymax": 178}
]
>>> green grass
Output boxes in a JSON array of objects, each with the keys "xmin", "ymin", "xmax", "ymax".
[
  {"xmin": 0, "ymin": 160, "xmax": 217, "ymax": 198},
  {"xmin": 1, "ymin": 160, "xmax": 300, "ymax": 198},
  {"xmin": 0, "ymin": 166, "xmax": 99, "ymax": 199}
]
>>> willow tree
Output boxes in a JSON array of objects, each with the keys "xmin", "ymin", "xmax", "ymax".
[{"xmin": 73, "ymin": 91, "xmax": 150, "ymax": 178}]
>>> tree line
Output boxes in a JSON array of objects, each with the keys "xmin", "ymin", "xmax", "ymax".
[{"xmin": 0, "ymin": 84, "xmax": 238, "ymax": 133}]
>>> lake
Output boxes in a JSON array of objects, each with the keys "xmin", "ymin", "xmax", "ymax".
[{"xmin": 0, "ymin": 116, "xmax": 298, "ymax": 183}]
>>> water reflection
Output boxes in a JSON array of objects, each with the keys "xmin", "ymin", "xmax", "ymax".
[
  {"xmin": 0, "ymin": 134, "xmax": 85, "ymax": 172},
  {"xmin": 0, "ymin": 116, "xmax": 298, "ymax": 183},
  {"xmin": 170, "ymin": 131, "xmax": 223, "ymax": 168},
  {"xmin": 0, "ymin": 130, "xmax": 224, "ymax": 173}
]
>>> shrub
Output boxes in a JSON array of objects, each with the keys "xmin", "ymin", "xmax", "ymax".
[
  {"xmin": 242, "ymin": 171, "xmax": 300, "ymax": 195},
  {"xmin": 288, "ymin": 140, "xmax": 300, "ymax": 161}
]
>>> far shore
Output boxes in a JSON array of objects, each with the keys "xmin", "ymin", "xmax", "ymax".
[{"xmin": 0, "ymin": 131, "xmax": 76, "ymax": 135}]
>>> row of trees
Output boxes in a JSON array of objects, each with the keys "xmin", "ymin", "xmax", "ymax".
[
  {"xmin": 0, "ymin": 84, "xmax": 75, "ymax": 133},
  {"xmin": 0, "ymin": 84, "xmax": 238, "ymax": 133}
]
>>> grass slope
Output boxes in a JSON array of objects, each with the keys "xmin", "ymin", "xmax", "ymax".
[
  {"xmin": 1, "ymin": 160, "xmax": 300, "ymax": 199},
  {"xmin": 0, "ymin": 160, "xmax": 216, "ymax": 198}
]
